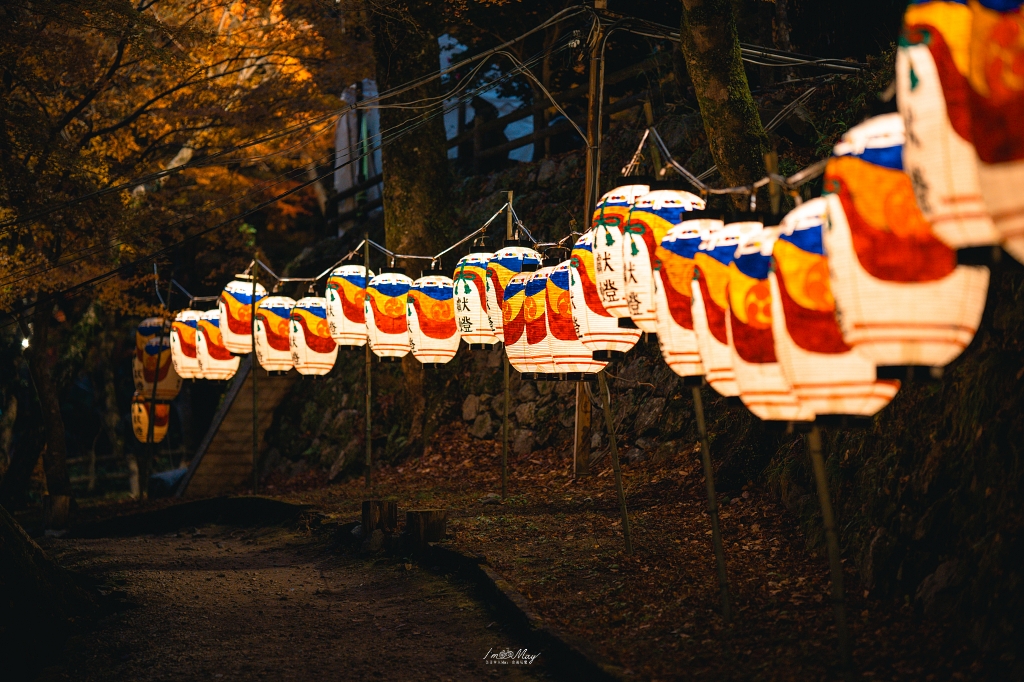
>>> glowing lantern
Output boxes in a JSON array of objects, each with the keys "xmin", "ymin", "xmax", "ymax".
[
  {"xmin": 965, "ymin": 0, "xmax": 1024, "ymax": 262},
  {"xmin": 196, "ymin": 309, "xmax": 240, "ymax": 380},
  {"xmin": 690, "ymin": 221, "xmax": 758, "ymax": 398},
  {"xmin": 133, "ymin": 334, "xmax": 182, "ymax": 402},
  {"xmin": 522, "ymin": 266, "xmax": 556, "ymax": 375},
  {"xmin": 407, "ymin": 275, "xmax": 460, "ymax": 366},
  {"xmin": 325, "ymin": 265, "xmax": 374, "ymax": 347},
  {"xmin": 624, "ymin": 189, "xmax": 706, "ymax": 332},
  {"xmin": 568, "ymin": 231, "xmax": 641, "ymax": 361},
  {"xmin": 254, "ymin": 296, "xmax": 296, "ymax": 373},
  {"xmin": 131, "ymin": 392, "xmax": 170, "ymax": 444},
  {"xmin": 770, "ymin": 199, "xmax": 900, "ymax": 416},
  {"xmin": 365, "ymin": 271, "xmax": 413, "ymax": 360},
  {"xmin": 135, "ymin": 316, "xmax": 164, "ymax": 361},
  {"xmin": 724, "ymin": 223, "xmax": 813, "ymax": 421},
  {"xmin": 453, "ymin": 252, "xmax": 498, "ymax": 347},
  {"xmin": 289, "ymin": 297, "xmax": 337, "ymax": 375},
  {"xmin": 170, "ymin": 310, "xmax": 203, "ymax": 380},
  {"xmin": 546, "ymin": 260, "xmax": 606, "ymax": 375},
  {"xmin": 486, "ymin": 245, "xmax": 542, "ymax": 342},
  {"xmin": 501, "ymin": 272, "xmax": 532, "ymax": 373},
  {"xmin": 897, "ymin": 1, "xmax": 1000, "ymax": 250},
  {"xmin": 218, "ymin": 278, "xmax": 268, "ymax": 355},
  {"xmin": 823, "ymin": 114, "xmax": 990, "ymax": 368},
  {"xmin": 592, "ymin": 181, "xmax": 651, "ymax": 320}
]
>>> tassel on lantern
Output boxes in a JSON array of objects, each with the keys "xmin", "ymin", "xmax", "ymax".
[
  {"xmin": 408, "ymin": 275, "xmax": 460, "ymax": 366},
  {"xmin": 365, "ymin": 271, "xmax": 413, "ymax": 360},
  {"xmin": 486, "ymin": 245, "xmax": 542, "ymax": 342},
  {"xmin": 326, "ymin": 265, "xmax": 374, "ymax": 347},
  {"xmin": 196, "ymin": 309, "xmax": 240, "ymax": 380},
  {"xmin": 218, "ymin": 278, "xmax": 268, "ymax": 354},
  {"xmin": 290, "ymin": 297, "xmax": 338, "ymax": 375},
  {"xmin": 255, "ymin": 296, "xmax": 296, "ymax": 373},
  {"xmin": 591, "ymin": 181, "xmax": 652, "ymax": 320},
  {"xmin": 568, "ymin": 231, "xmax": 641, "ymax": 361},
  {"xmin": 170, "ymin": 310, "xmax": 203, "ymax": 380},
  {"xmin": 454, "ymin": 252, "xmax": 499, "ymax": 348}
]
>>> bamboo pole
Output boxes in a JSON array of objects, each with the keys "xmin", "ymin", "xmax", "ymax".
[
  {"xmin": 692, "ymin": 385, "xmax": 732, "ymax": 622},
  {"xmin": 807, "ymin": 425, "xmax": 853, "ymax": 675},
  {"xmin": 597, "ymin": 370, "xmax": 632, "ymax": 554},
  {"xmin": 364, "ymin": 235, "xmax": 373, "ymax": 491},
  {"xmin": 251, "ymin": 259, "xmax": 259, "ymax": 495},
  {"xmin": 501, "ymin": 190, "xmax": 513, "ymax": 500}
]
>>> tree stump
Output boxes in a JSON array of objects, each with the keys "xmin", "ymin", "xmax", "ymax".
[
  {"xmin": 361, "ymin": 500, "xmax": 398, "ymax": 534},
  {"xmin": 404, "ymin": 509, "xmax": 447, "ymax": 553}
]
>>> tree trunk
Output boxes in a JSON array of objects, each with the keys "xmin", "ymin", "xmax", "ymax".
[
  {"xmin": 679, "ymin": 0, "xmax": 770, "ymax": 193},
  {"xmin": 362, "ymin": 499, "xmax": 398, "ymax": 534},
  {"xmin": 25, "ymin": 305, "xmax": 74, "ymax": 527},
  {"xmin": 0, "ymin": 363, "xmax": 45, "ymax": 509},
  {"xmin": 404, "ymin": 508, "xmax": 447, "ymax": 553}
]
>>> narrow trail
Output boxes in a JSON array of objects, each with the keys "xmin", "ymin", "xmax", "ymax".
[{"xmin": 37, "ymin": 524, "xmax": 551, "ymax": 681}]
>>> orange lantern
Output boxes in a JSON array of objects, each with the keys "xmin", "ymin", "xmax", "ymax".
[
  {"xmin": 568, "ymin": 231, "xmax": 641, "ymax": 361},
  {"xmin": 486, "ymin": 245, "xmax": 542, "ymax": 342},
  {"xmin": 523, "ymin": 266, "xmax": 556, "ymax": 376},
  {"xmin": 290, "ymin": 297, "xmax": 337, "ymax": 376},
  {"xmin": 218, "ymin": 278, "xmax": 268, "ymax": 354},
  {"xmin": 502, "ymin": 272, "xmax": 532, "ymax": 374},
  {"xmin": 407, "ymin": 275, "xmax": 460, "ymax": 366},
  {"xmin": 591, "ymin": 181, "xmax": 651, "ymax": 320},
  {"xmin": 254, "ymin": 296, "xmax": 296, "ymax": 373},
  {"xmin": 196, "ymin": 309, "xmax": 240, "ymax": 380},
  {"xmin": 131, "ymin": 391, "xmax": 170, "ymax": 444},
  {"xmin": 133, "ymin": 333, "xmax": 182, "ymax": 402},
  {"xmin": 170, "ymin": 311, "xmax": 202, "ymax": 380},
  {"xmin": 325, "ymin": 265, "xmax": 374, "ymax": 347},
  {"xmin": 546, "ymin": 260, "xmax": 606, "ymax": 375},
  {"xmin": 365, "ymin": 272, "xmax": 413, "ymax": 360},
  {"xmin": 454, "ymin": 252, "xmax": 498, "ymax": 348}
]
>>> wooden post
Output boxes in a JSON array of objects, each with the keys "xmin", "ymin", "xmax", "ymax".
[
  {"xmin": 362, "ymin": 500, "xmax": 398, "ymax": 534},
  {"xmin": 251, "ymin": 258, "xmax": 259, "ymax": 495},
  {"xmin": 573, "ymin": 382, "xmax": 591, "ymax": 478},
  {"xmin": 643, "ymin": 101, "xmax": 663, "ymax": 175},
  {"xmin": 501, "ymin": 191, "xmax": 513, "ymax": 500},
  {"xmin": 405, "ymin": 509, "xmax": 447, "ymax": 553},
  {"xmin": 807, "ymin": 425, "xmax": 853, "ymax": 675},
  {"xmin": 597, "ymin": 370, "xmax": 632, "ymax": 554},
  {"xmin": 692, "ymin": 385, "xmax": 732, "ymax": 622},
  {"xmin": 364, "ymin": 236, "xmax": 373, "ymax": 491},
  {"xmin": 583, "ymin": 13, "xmax": 605, "ymax": 221}
]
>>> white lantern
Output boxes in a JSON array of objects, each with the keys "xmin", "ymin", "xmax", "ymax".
[
  {"xmin": 592, "ymin": 181, "xmax": 651, "ymax": 319},
  {"xmin": 623, "ymin": 189, "xmax": 706, "ymax": 332},
  {"xmin": 770, "ymin": 199, "xmax": 900, "ymax": 416},
  {"xmin": 325, "ymin": 265, "xmax": 374, "ymax": 347},
  {"xmin": 133, "ymin": 334, "xmax": 182, "ymax": 402},
  {"xmin": 131, "ymin": 392, "xmax": 170, "ymax": 444},
  {"xmin": 290, "ymin": 297, "xmax": 337, "ymax": 375},
  {"xmin": 407, "ymin": 275, "xmax": 460, "ymax": 365},
  {"xmin": 502, "ymin": 272, "xmax": 532, "ymax": 373},
  {"xmin": 135, "ymin": 316, "xmax": 165, "ymax": 361},
  {"xmin": 365, "ymin": 271, "xmax": 413, "ymax": 360},
  {"xmin": 254, "ymin": 296, "xmax": 296, "ymax": 373},
  {"xmin": 218, "ymin": 278, "xmax": 268, "ymax": 354},
  {"xmin": 568, "ymin": 231, "xmax": 641, "ymax": 361},
  {"xmin": 823, "ymin": 113, "xmax": 989, "ymax": 368},
  {"xmin": 486, "ymin": 245, "xmax": 542, "ymax": 342},
  {"xmin": 170, "ymin": 310, "xmax": 203, "ymax": 380},
  {"xmin": 897, "ymin": 4, "xmax": 999, "ymax": 250},
  {"xmin": 453, "ymin": 252, "xmax": 498, "ymax": 347},
  {"xmin": 725, "ymin": 224, "xmax": 813, "ymax": 422},
  {"xmin": 196, "ymin": 309, "xmax": 240, "ymax": 380},
  {"xmin": 546, "ymin": 260, "xmax": 606, "ymax": 375},
  {"xmin": 523, "ymin": 266, "xmax": 556, "ymax": 375}
]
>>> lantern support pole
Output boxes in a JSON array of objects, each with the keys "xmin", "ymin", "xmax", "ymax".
[
  {"xmin": 500, "ymin": 190, "xmax": 513, "ymax": 500},
  {"xmin": 597, "ymin": 370, "xmax": 632, "ymax": 554},
  {"xmin": 692, "ymin": 384, "xmax": 732, "ymax": 623},
  {"xmin": 144, "ymin": 329, "xmax": 160, "ymax": 501},
  {"xmin": 807, "ymin": 425, "xmax": 852, "ymax": 675},
  {"xmin": 251, "ymin": 255, "xmax": 259, "ymax": 495},
  {"xmin": 364, "ymin": 235, "xmax": 373, "ymax": 491}
]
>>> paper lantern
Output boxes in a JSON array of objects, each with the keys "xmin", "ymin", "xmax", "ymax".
[
  {"xmin": 453, "ymin": 253, "xmax": 499, "ymax": 347},
  {"xmin": 407, "ymin": 275, "xmax": 460, "ymax": 365},
  {"xmin": 897, "ymin": 1, "xmax": 1000, "ymax": 250},
  {"xmin": 290, "ymin": 297, "xmax": 337, "ymax": 375},
  {"xmin": 135, "ymin": 316, "xmax": 165, "ymax": 361},
  {"xmin": 966, "ymin": 0, "xmax": 1024, "ymax": 262},
  {"xmin": 623, "ymin": 189, "xmax": 706, "ymax": 332},
  {"xmin": 522, "ymin": 267, "xmax": 556, "ymax": 375},
  {"xmin": 725, "ymin": 223, "xmax": 814, "ymax": 422},
  {"xmin": 196, "ymin": 309, "xmax": 240, "ymax": 380},
  {"xmin": 502, "ymin": 272, "xmax": 532, "ymax": 373},
  {"xmin": 486, "ymin": 245, "xmax": 542, "ymax": 342},
  {"xmin": 546, "ymin": 260, "xmax": 606, "ymax": 375},
  {"xmin": 254, "ymin": 296, "xmax": 296, "ymax": 373},
  {"xmin": 823, "ymin": 113, "xmax": 990, "ymax": 368},
  {"xmin": 568, "ymin": 231, "xmax": 642, "ymax": 361},
  {"xmin": 771, "ymin": 199, "xmax": 900, "ymax": 416},
  {"xmin": 218, "ymin": 279, "xmax": 268, "ymax": 354},
  {"xmin": 690, "ymin": 221, "xmax": 760, "ymax": 398},
  {"xmin": 131, "ymin": 392, "xmax": 170, "ymax": 444},
  {"xmin": 170, "ymin": 310, "xmax": 203, "ymax": 380},
  {"xmin": 591, "ymin": 181, "xmax": 651, "ymax": 319},
  {"xmin": 654, "ymin": 215, "xmax": 722, "ymax": 378},
  {"xmin": 133, "ymin": 335, "xmax": 182, "ymax": 402},
  {"xmin": 365, "ymin": 272, "xmax": 413, "ymax": 359},
  {"xmin": 326, "ymin": 265, "xmax": 375, "ymax": 347}
]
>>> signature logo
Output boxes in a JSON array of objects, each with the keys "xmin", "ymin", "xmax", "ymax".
[{"xmin": 483, "ymin": 647, "xmax": 541, "ymax": 665}]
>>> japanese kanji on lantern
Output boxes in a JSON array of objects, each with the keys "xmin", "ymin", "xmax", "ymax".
[
  {"xmin": 255, "ymin": 296, "xmax": 296, "ymax": 373},
  {"xmin": 219, "ymin": 278, "xmax": 268, "ymax": 355},
  {"xmin": 546, "ymin": 260, "xmax": 606, "ymax": 375},
  {"xmin": 196, "ymin": 309, "xmax": 240, "ymax": 380},
  {"xmin": 568, "ymin": 231, "xmax": 641, "ymax": 362},
  {"xmin": 170, "ymin": 310, "xmax": 203, "ymax": 380},
  {"xmin": 592, "ymin": 180, "xmax": 651, "ymax": 321},
  {"xmin": 325, "ymin": 265, "xmax": 374, "ymax": 347},
  {"xmin": 623, "ymin": 189, "xmax": 706, "ymax": 332},
  {"xmin": 725, "ymin": 222, "xmax": 813, "ymax": 422},
  {"xmin": 290, "ymin": 296, "xmax": 337, "ymax": 375},
  {"xmin": 897, "ymin": 0, "xmax": 1000, "ymax": 251},
  {"xmin": 453, "ymin": 252, "xmax": 498, "ymax": 348},
  {"xmin": 486, "ymin": 244, "xmax": 542, "ymax": 342},
  {"xmin": 133, "ymin": 333, "xmax": 182, "ymax": 402},
  {"xmin": 407, "ymin": 275, "xmax": 460, "ymax": 366},
  {"xmin": 365, "ymin": 271, "xmax": 413, "ymax": 360},
  {"xmin": 502, "ymin": 272, "xmax": 532, "ymax": 373},
  {"xmin": 770, "ymin": 198, "xmax": 900, "ymax": 416},
  {"xmin": 822, "ymin": 113, "xmax": 990, "ymax": 369},
  {"xmin": 523, "ymin": 266, "xmax": 556, "ymax": 375},
  {"xmin": 131, "ymin": 391, "xmax": 170, "ymax": 444}
]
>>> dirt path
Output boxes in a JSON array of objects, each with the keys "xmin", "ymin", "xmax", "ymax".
[{"xmin": 38, "ymin": 524, "xmax": 551, "ymax": 682}]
